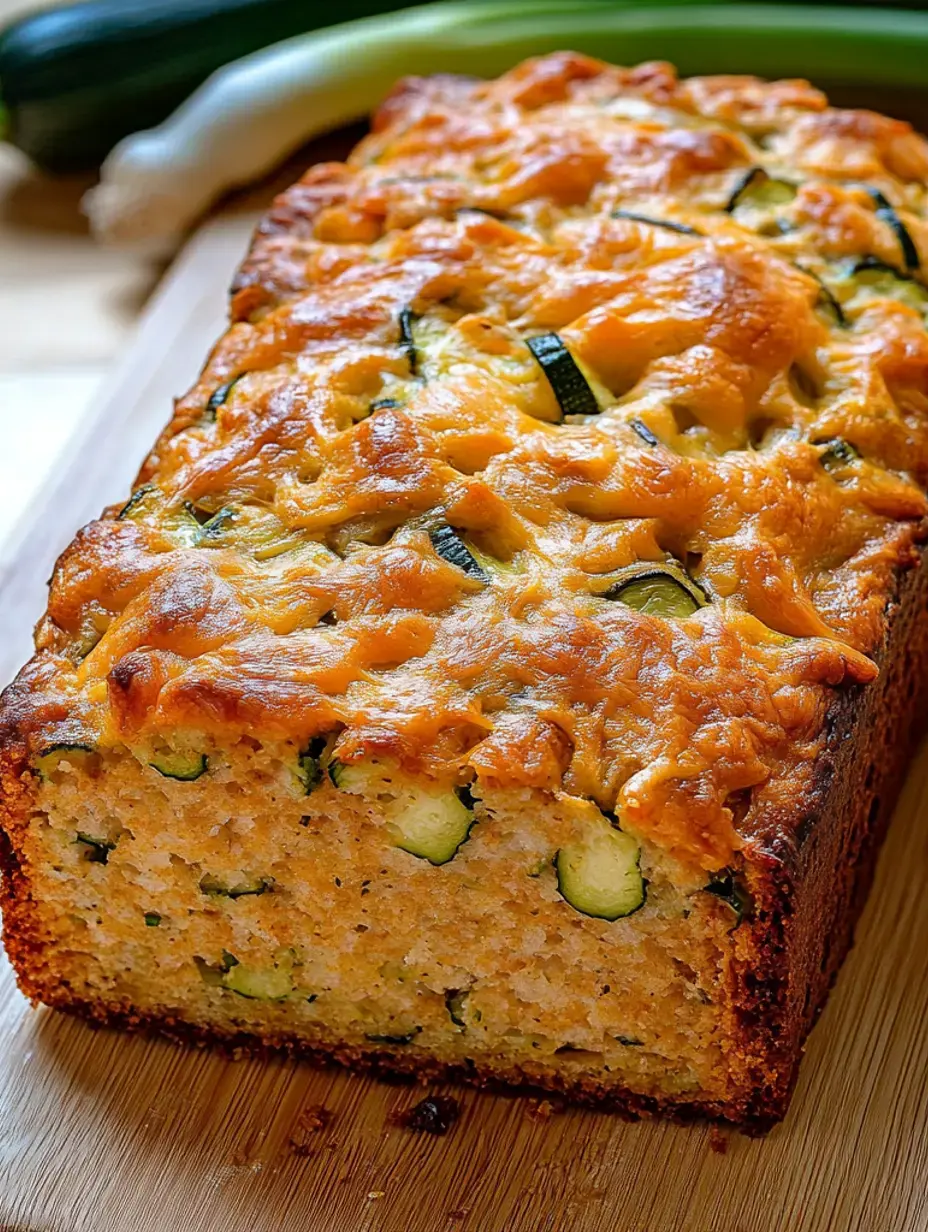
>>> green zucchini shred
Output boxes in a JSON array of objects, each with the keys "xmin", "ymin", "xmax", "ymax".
[
  {"xmin": 612, "ymin": 209, "xmax": 701, "ymax": 236},
  {"xmin": 116, "ymin": 485, "xmax": 156, "ymax": 520},
  {"xmin": 865, "ymin": 187, "xmax": 919, "ymax": 273},
  {"xmin": 182, "ymin": 500, "xmax": 220, "ymax": 527},
  {"xmin": 121, "ymin": 496, "xmax": 201, "ymax": 547},
  {"xmin": 398, "ymin": 306, "xmax": 418, "ymax": 374},
  {"xmin": 297, "ymin": 736, "xmax": 328, "ymax": 794},
  {"xmin": 850, "ymin": 256, "xmax": 928, "ymax": 314},
  {"xmin": 76, "ymin": 831, "xmax": 116, "ymax": 864},
  {"xmin": 198, "ymin": 506, "xmax": 237, "ymax": 539},
  {"xmin": 704, "ymin": 869, "xmax": 750, "ymax": 926},
  {"xmin": 795, "ymin": 263, "xmax": 848, "ymax": 328},
  {"xmin": 445, "ymin": 989, "xmax": 469, "ymax": 1028},
  {"xmin": 365, "ymin": 1028, "xmax": 421, "ymax": 1045},
  {"xmin": 144, "ymin": 912, "xmax": 162, "ymax": 927},
  {"xmin": 629, "ymin": 417, "xmax": 660, "ymax": 447},
  {"xmin": 199, "ymin": 873, "xmax": 274, "ymax": 898},
  {"xmin": 327, "ymin": 759, "xmax": 349, "ymax": 788},
  {"xmin": 816, "ymin": 437, "xmax": 860, "ymax": 472}
]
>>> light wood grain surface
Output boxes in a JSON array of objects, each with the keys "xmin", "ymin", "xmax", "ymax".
[{"xmin": 1, "ymin": 8, "xmax": 928, "ymax": 1227}]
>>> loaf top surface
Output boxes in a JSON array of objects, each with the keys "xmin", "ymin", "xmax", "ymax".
[{"xmin": 5, "ymin": 53, "xmax": 928, "ymax": 869}]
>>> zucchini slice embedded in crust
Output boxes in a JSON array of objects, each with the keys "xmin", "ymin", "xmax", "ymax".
[
  {"xmin": 526, "ymin": 332, "xmax": 600, "ymax": 418},
  {"xmin": 629, "ymin": 417, "xmax": 661, "ymax": 447},
  {"xmin": 794, "ymin": 262, "xmax": 847, "ymax": 328},
  {"xmin": 35, "ymin": 742, "xmax": 96, "ymax": 780},
  {"xmin": 398, "ymin": 306, "xmax": 418, "ymax": 374},
  {"xmin": 865, "ymin": 187, "xmax": 920, "ymax": 273},
  {"xmin": 388, "ymin": 787, "xmax": 475, "ymax": 865},
  {"xmin": 725, "ymin": 166, "xmax": 796, "ymax": 213},
  {"xmin": 602, "ymin": 563, "xmax": 707, "ymax": 619},
  {"xmin": 849, "ymin": 257, "xmax": 928, "ymax": 314},
  {"xmin": 329, "ymin": 762, "xmax": 476, "ymax": 865},
  {"xmin": 327, "ymin": 759, "xmax": 359, "ymax": 790},
  {"xmin": 224, "ymin": 962, "xmax": 292, "ymax": 1000},
  {"xmin": 428, "ymin": 524, "xmax": 489, "ymax": 583},
  {"xmin": 149, "ymin": 751, "xmax": 208, "ymax": 781},
  {"xmin": 204, "ymin": 374, "xmax": 243, "ymax": 420},
  {"xmin": 116, "ymin": 485, "xmax": 155, "ymax": 520},
  {"xmin": 296, "ymin": 736, "xmax": 328, "ymax": 793},
  {"xmin": 556, "ymin": 823, "xmax": 645, "ymax": 921},
  {"xmin": 211, "ymin": 949, "xmax": 296, "ymax": 1000},
  {"xmin": 365, "ymin": 1028, "xmax": 421, "ymax": 1045}
]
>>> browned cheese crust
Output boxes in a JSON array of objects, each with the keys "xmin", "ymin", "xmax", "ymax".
[{"xmin": 3, "ymin": 54, "xmax": 928, "ymax": 1130}]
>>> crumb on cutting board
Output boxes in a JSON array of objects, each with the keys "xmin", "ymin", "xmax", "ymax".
[
  {"xmin": 709, "ymin": 1127, "xmax": 729, "ymax": 1155},
  {"xmin": 289, "ymin": 1103, "xmax": 335, "ymax": 1156},
  {"xmin": 396, "ymin": 1095, "xmax": 461, "ymax": 1135},
  {"xmin": 525, "ymin": 1098, "xmax": 563, "ymax": 1122}
]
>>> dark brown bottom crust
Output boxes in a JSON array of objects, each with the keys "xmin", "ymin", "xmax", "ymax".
[{"xmin": 44, "ymin": 993, "xmax": 768, "ymax": 1134}]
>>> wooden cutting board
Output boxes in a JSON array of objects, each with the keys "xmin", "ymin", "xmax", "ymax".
[{"xmin": 2, "ymin": 211, "xmax": 928, "ymax": 1232}]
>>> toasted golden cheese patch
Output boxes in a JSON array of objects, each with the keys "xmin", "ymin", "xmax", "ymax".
[{"xmin": 14, "ymin": 52, "xmax": 928, "ymax": 866}]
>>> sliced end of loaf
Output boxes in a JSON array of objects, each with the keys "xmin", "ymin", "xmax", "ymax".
[{"xmin": 5, "ymin": 737, "xmax": 757, "ymax": 1116}]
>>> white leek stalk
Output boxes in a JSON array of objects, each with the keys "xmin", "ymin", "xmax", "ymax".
[{"xmin": 83, "ymin": 0, "xmax": 928, "ymax": 251}]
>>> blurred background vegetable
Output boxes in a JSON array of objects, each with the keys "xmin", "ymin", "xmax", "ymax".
[
  {"xmin": 0, "ymin": 0, "xmax": 433, "ymax": 170},
  {"xmin": 80, "ymin": 1, "xmax": 928, "ymax": 249},
  {"xmin": 3, "ymin": 0, "xmax": 928, "ymax": 252},
  {"xmin": 5, "ymin": 0, "xmax": 928, "ymax": 175}
]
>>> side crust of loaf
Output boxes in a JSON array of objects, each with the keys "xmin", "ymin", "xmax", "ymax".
[{"xmin": 726, "ymin": 538, "xmax": 928, "ymax": 1126}]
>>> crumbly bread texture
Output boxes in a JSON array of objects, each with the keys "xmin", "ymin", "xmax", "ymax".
[{"xmin": 3, "ymin": 54, "xmax": 928, "ymax": 1131}]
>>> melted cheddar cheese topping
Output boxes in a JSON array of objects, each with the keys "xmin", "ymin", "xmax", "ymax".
[{"xmin": 18, "ymin": 55, "xmax": 928, "ymax": 867}]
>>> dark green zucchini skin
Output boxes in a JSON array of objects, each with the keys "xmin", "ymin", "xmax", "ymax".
[{"xmin": 0, "ymin": 0, "xmax": 427, "ymax": 172}]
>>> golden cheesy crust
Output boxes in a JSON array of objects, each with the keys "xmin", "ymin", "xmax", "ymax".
[{"xmin": 7, "ymin": 53, "xmax": 928, "ymax": 878}]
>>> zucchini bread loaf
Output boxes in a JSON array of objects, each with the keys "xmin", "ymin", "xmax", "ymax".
[{"xmin": 3, "ymin": 54, "xmax": 928, "ymax": 1132}]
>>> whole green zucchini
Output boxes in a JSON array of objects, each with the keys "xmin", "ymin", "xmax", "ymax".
[
  {"xmin": 76, "ymin": 0, "xmax": 928, "ymax": 249},
  {"xmin": 8, "ymin": 0, "xmax": 922, "ymax": 177},
  {"xmin": 0, "ymin": 0, "xmax": 430, "ymax": 171}
]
